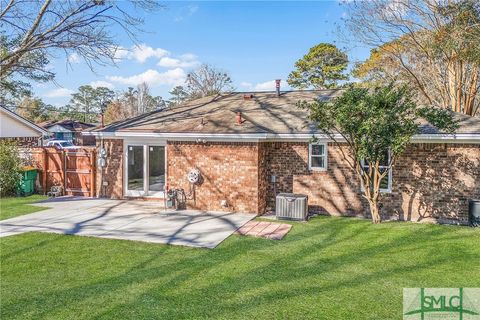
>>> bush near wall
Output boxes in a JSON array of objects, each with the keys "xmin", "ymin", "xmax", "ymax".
[{"xmin": 0, "ymin": 141, "xmax": 22, "ymax": 196}]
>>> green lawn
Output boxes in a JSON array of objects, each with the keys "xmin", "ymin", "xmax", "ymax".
[
  {"xmin": 0, "ymin": 195, "xmax": 48, "ymax": 220},
  {"xmin": 1, "ymin": 217, "xmax": 479, "ymax": 319}
]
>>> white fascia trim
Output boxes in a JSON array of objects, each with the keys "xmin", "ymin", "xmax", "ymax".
[
  {"xmin": 84, "ymin": 131, "xmax": 338, "ymax": 141},
  {"xmin": 411, "ymin": 134, "xmax": 480, "ymax": 143},
  {"xmin": 85, "ymin": 131, "xmax": 269, "ymax": 142},
  {"xmin": 84, "ymin": 131, "xmax": 480, "ymax": 143}
]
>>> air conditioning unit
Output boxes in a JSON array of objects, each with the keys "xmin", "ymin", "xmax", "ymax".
[{"xmin": 275, "ymin": 193, "xmax": 308, "ymax": 221}]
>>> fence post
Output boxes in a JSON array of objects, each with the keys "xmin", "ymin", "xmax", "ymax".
[
  {"xmin": 63, "ymin": 150, "xmax": 67, "ymax": 195},
  {"xmin": 90, "ymin": 150, "xmax": 96, "ymax": 198},
  {"xmin": 43, "ymin": 148, "xmax": 48, "ymax": 195}
]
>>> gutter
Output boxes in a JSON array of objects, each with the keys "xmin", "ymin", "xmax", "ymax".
[{"xmin": 82, "ymin": 131, "xmax": 480, "ymax": 143}]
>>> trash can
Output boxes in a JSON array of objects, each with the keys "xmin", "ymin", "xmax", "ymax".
[
  {"xmin": 468, "ymin": 199, "xmax": 480, "ymax": 227},
  {"xmin": 18, "ymin": 167, "xmax": 37, "ymax": 196}
]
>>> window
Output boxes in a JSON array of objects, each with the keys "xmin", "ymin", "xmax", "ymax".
[
  {"xmin": 309, "ymin": 143, "xmax": 327, "ymax": 170},
  {"xmin": 361, "ymin": 151, "xmax": 392, "ymax": 193},
  {"xmin": 63, "ymin": 132, "xmax": 73, "ymax": 141}
]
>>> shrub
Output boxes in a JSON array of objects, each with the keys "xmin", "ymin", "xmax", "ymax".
[{"xmin": 0, "ymin": 140, "xmax": 22, "ymax": 196}]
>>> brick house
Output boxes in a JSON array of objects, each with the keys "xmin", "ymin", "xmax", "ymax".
[
  {"xmin": 86, "ymin": 90, "xmax": 480, "ymax": 224},
  {"xmin": 0, "ymin": 105, "xmax": 49, "ymax": 147}
]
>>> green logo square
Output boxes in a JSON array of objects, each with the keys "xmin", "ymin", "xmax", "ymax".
[{"xmin": 404, "ymin": 288, "xmax": 480, "ymax": 319}]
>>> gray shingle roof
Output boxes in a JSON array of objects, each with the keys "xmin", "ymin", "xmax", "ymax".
[{"xmin": 98, "ymin": 90, "xmax": 480, "ymax": 135}]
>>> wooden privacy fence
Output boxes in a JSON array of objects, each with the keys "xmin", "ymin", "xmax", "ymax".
[{"xmin": 22, "ymin": 147, "xmax": 96, "ymax": 197}]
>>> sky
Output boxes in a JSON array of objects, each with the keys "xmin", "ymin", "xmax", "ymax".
[{"xmin": 36, "ymin": 1, "xmax": 372, "ymax": 107}]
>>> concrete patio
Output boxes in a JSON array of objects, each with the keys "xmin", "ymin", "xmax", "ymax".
[{"xmin": 0, "ymin": 197, "xmax": 256, "ymax": 248}]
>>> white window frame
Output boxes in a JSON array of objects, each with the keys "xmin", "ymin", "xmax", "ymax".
[
  {"xmin": 308, "ymin": 143, "xmax": 328, "ymax": 171},
  {"xmin": 360, "ymin": 151, "xmax": 392, "ymax": 193},
  {"xmin": 124, "ymin": 141, "xmax": 167, "ymax": 198}
]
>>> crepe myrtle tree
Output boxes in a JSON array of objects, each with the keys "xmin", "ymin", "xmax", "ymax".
[{"xmin": 298, "ymin": 84, "xmax": 457, "ymax": 223}]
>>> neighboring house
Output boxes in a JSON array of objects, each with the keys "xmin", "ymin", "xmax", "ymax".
[
  {"xmin": 0, "ymin": 105, "xmax": 49, "ymax": 146},
  {"xmin": 86, "ymin": 90, "xmax": 480, "ymax": 224},
  {"xmin": 39, "ymin": 120, "xmax": 97, "ymax": 146}
]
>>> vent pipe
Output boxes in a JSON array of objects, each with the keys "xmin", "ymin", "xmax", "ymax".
[{"xmin": 275, "ymin": 79, "xmax": 281, "ymax": 97}]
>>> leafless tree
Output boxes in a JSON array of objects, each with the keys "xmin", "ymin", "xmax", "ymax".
[
  {"xmin": 185, "ymin": 64, "xmax": 234, "ymax": 98},
  {"xmin": 0, "ymin": 0, "xmax": 162, "ymax": 79},
  {"xmin": 342, "ymin": 0, "xmax": 480, "ymax": 116},
  {"xmin": 136, "ymin": 82, "xmax": 157, "ymax": 114}
]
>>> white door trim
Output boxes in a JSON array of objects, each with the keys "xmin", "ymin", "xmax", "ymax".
[{"xmin": 123, "ymin": 140, "xmax": 167, "ymax": 198}]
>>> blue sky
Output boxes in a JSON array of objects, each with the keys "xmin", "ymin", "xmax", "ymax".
[{"xmin": 38, "ymin": 1, "xmax": 371, "ymax": 106}]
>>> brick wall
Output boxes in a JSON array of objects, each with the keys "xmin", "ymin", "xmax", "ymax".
[
  {"xmin": 96, "ymin": 139, "xmax": 123, "ymax": 198},
  {"xmin": 257, "ymin": 143, "xmax": 268, "ymax": 214},
  {"xmin": 383, "ymin": 143, "xmax": 480, "ymax": 224},
  {"xmin": 167, "ymin": 141, "xmax": 262, "ymax": 213},
  {"xmin": 263, "ymin": 142, "xmax": 480, "ymax": 223},
  {"xmin": 97, "ymin": 138, "xmax": 479, "ymax": 223},
  {"xmin": 264, "ymin": 142, "xmax": 363, "ymax": 216},
  {"xmin": 0, "ymin": 137, "xmax": 41, "ymax": 147}
]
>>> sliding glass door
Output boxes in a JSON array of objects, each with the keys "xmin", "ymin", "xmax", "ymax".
[
  {"xmin": 125, "ymin": 144, "xmax": 166, "ymax": 197},
  {"xmin": 127, "ymin": 145, "xmax": 144, "ymax": 195},
  {"xmin": 148, "ymin": 146, "xmax": 165, "ymax": 195}
]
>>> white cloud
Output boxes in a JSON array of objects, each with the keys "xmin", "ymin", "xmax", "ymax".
[
  {"xmin": 113, "ymin": 44, "xmax": 169, "ymax": 63},
  {"xmin": 44, "ymin": 88, "xmax": 74, "ymax": 98},
  {"xmin": 250, "ymin": 80, "xmax": 290, "ymax": 92},
  {"xmin": 112, "ymin": 44, "xmax": 201, "ymax": 72},
  {"xmin": 131, "ymin": 44, "xmax": 169, "ymax": 63},
  {"xmin": 113, "ymin": 47, "xmax": 130, "ymax": 61},
  {"xmin": 107, "ymin": 68, "xmax": 187, "ymax": 87},
  {"xmin": 157, "ymin": 54, "xmax": 199, "ymax": 68},
  {"xmin": 90, "ymin": 80, "xmax": 115, "ymax": 90},
  {"xmin": 254, "ymin": 80, "xmax": 278, "ymax": 91},
  {"xmin": 67, "ymin": 53, "xmax": 81, "ymax": 64},
  {"xmin": 239, "ymin": 80, "xmax": 290, "ymax": 91},
  {"xmin": 180, "ymin": 53, "xmax": 197, "ymax": 61}
]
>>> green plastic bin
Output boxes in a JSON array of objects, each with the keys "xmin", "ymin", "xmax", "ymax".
[{"xmin": 18, "ymin": 168, "xmax": 37, "ymax": 196}]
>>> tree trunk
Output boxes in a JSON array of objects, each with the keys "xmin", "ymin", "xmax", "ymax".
[
  {"xmin": 357, "ymin": 164, "xmax": 383, "ymax": 224},
  {"xmin": 464, "ymin": 66, "xmax": 478, "ymax": 116},
  {"xmin": 368, "ymin": 199, "xmax": 381, "ymax": 224}
]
